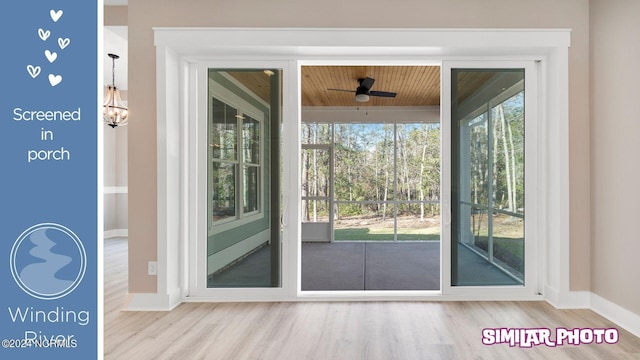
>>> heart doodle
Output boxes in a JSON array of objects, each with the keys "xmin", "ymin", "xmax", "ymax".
[
  {"xmin": 38, "ymin": 28, "xmax": 50, "ymax": 41},
  {"xmin": 27, "ymin": 65, "xmax": 41, "ymax": 79},
  {"xmin": 58, "ymin": 38, "xmax": 70, "ymax": 50},
  {"xmin": 45, "ymin": 50, "xmax": 58, "ymax": 63},
  {"xmin": 48, "ymin": 74, "xmax": 62, "ymax": 87},
  {"xmin": 50, "ymin": 9, "xmax": 63, "ymax": 22}
]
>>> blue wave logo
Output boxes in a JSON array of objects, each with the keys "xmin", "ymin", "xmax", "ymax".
[{"xmin": 10, "ymin": 223, "xmax": 86, "ymax": 300}]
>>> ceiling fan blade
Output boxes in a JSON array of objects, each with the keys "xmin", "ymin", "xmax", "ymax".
[
  {"xmin": 359, "ymin": 77, "xmax": 375, "ymax": 90},
  {"xmin": 327, "ymin": 88, "xmax": 356, "ymax": 93},
  {"xmin": 369, "ymin": 90, "xmax": 397, "ymax": 98}
]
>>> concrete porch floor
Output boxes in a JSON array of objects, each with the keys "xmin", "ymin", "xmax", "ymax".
[{"xmin": 208, "ymin": 242, "xmax": 520, "ymax": 289}]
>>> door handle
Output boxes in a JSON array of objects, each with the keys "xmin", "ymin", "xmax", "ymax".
[
  {"xmin": 280, "ymin": 204, "xmax": 287, "ymax": 228},
  {"xmin": 443, "ymin": 202, "xmax": 452, "ymax": 226}
]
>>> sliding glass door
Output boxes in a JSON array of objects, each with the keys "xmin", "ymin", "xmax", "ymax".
[
  {"xmin": 448, "ymin": 64, "xmax": 536, "ymax": 289},
  {"xmin": 205, "ymin": 68, "xmax": 282, "ymax": 288},
  {"xmin": 190, "ymin": 60, "xmax": 539, "ymax": 298}
]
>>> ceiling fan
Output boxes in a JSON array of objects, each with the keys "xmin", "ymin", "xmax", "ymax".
[{"xmin": 328, "ymin": 77, "xmax": 397, "ymax": 102}]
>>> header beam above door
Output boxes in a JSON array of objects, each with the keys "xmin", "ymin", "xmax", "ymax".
[{"xmin": 154, "ymin": 28, "xmax": 570, "ymax": 58}]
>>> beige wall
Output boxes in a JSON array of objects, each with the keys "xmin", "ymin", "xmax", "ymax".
[
  {"xmin": 104, "ymin": 6, "xmax": 127, "ymax": 26},
  {"xmin": 103, "ymin": 123, "xmax": 128, "ymax": 233},
  {"xmin": 105, "ymin": 98, "xmax": 128, "ymax": 182},
  {"xmin": 127, "ymin": 0, "xmax": 591, "ymax": 294},
  {"xmin": 104, "ymin": 8, "xmax": 129, "ymax": 234},
  {"xmin": 590, "ymin": 0, "xmax": 640, "ymax": 315}
]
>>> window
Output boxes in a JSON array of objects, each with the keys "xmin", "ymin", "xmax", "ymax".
[
  {"xmin": 208, "ymin": 92, "xmax": 263, "ymax": 233},
  {"xmin": 210, "ymin": 98, "xmax": 238, "ymax": 223}
]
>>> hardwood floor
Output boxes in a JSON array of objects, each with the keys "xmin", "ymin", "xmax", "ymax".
[{"xmin": 104, "ymin": 238, "xmax": 640, "ymax": 359}]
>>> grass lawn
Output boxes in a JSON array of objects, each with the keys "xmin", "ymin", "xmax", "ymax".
[
  {"xmin": 335, "ymin": 227, "xmax": 440, "ymax": 241},
  {"xmin": 472, "ymin": 236, "xmax": 524, "ymax": 273}
]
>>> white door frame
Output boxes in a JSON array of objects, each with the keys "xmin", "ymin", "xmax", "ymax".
[{"xmin": 147, "ymin": 28, "xmax": 570, "ymax": 309}]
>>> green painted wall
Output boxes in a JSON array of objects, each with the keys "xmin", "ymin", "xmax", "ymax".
[{"xmin": 207, "ymin": 70, "xmax": 272, "ymax": 256}]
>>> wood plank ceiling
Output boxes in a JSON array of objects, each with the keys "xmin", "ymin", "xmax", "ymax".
[
  {"xmin": 228, "ymin": 66, "xmax": 442, "ymax": 107},
  {"xmin": 302, "ymin": 66, "xmax": 441, "ymax": 107},
  {"xmin": 227, "ymin": 66, "xmax": 503, "ymax": 108}
]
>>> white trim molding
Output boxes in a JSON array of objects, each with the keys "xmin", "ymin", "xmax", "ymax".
[
  {"xmin": 146, "ymin": 27, "xmax": 572, "ymax": 309},
  {"xmin": 590, "ymin": 293, "xmax": 640, "ymax": 338},
  {"xmin": 153, "ymin": 28, "xmax": 570, "ymax": 57},
  {"xmin": 545, "ymin": 291, "xmax": 640, "ymax": 339},
  {"xmin": 122, "ymin": 289, "xmax": 182, "ymax": 311},
  {"xmin": 545, "ymin": 288, "xmax": 591, "ymax": 309}
]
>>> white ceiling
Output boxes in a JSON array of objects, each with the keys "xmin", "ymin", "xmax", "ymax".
[
  {"xmin": 104, "ymin": 0, "xmax": 128, "ymax": 5},
  {"xmin": 104, "ymin": 26, "xmax": 128, "ymax": 90}
]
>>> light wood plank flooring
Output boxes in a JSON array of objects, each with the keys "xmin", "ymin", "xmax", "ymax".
[{"xmin": 104, "ymin": 238, "xmax": 640, "ymax": 359}]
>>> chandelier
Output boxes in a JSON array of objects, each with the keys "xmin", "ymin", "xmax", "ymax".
[{"xmin": 103, "ymin": 53, "xmax": 128, "ymax": 128}]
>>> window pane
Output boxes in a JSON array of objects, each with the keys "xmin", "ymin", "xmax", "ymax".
[
  {"xmin": 491, "ymin": 92, "xmax": 525, "ymax": 215},
  {"xmin": 211, "ymin": 98, "xmax": 237, "ymax": 161},
  {"xmin": 211, "ymin": 162, "xmax": 236, "ymax": 221},
  {"xmin": 469, "ymin": 205, "xmax": 489, "ymax": 258},
  {"xmin": 469, "ymin": 114, "xmax": 489, "ymax": 207},
  {"xmin": 334, "ymin": 203, "xmax": 394, "ymax": 241},
  {"xmin": 301, "ymin": 148, "xmax": 330, "ymax": 198},
  {"xmin": 301, "ymin": 122, "xmax": 332, "ymax": 144},
  {"xmin": 396, "ymin": 203, "xmax": 441, "ymax": 241},
  {"xmin": 243, "ymin": 165, "xmax": 259, "ymax": 213},
  {"xmin": 492, "ymin": 212, "xmax": 524, "ymax": 277},
  {"xmin": 396, "ymin": 123, "xmax": 441, "ymax": 201},
  {"xmin": 334, "ymin": 123, "xmax": 394, "ymax": 201},
  {"xmin": 452, "ymin": 68, "xmax": 525, "ymax": 286},
  {"xmin": 302, "ymin": 199, "xmax": 330, "ymax": 223},
  {"xmin": 243, "ymin": 115, "xmax": 260, "ymax": 164}
]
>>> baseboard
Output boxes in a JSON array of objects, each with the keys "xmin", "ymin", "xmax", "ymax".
[
  {"xmin": 123, "ymin": 289, "xmax": 182, "ymax": 311},
  {"xmin": 544, "ymin": 286, "xmax": 590, "ymax": 309},
  {"xmin": 545, "ymin": 288, "xmax": 640, "ymax": 338},
  {"xmin": 168, "ymin": 287, "xmax": 182, "ymax": 309},
  {"xmin": 543, "ymin": 285, "xmax": 560, "ymax": 307},
  {"xmin": 590, "ymin": 293, "xmax": 640, "ymax": 338},
  {"xmin": 104, "ymin": 229, "xmax": 128, "ymax": 239}
]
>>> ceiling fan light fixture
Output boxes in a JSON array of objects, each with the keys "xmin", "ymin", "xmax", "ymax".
[
  {"xmin": 355, "ymin": 93, "xmax": 370, "ymax": 102},
  {"xmin": 327, "ymin": 76, "xmax": 396, "ymax": 104}
]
